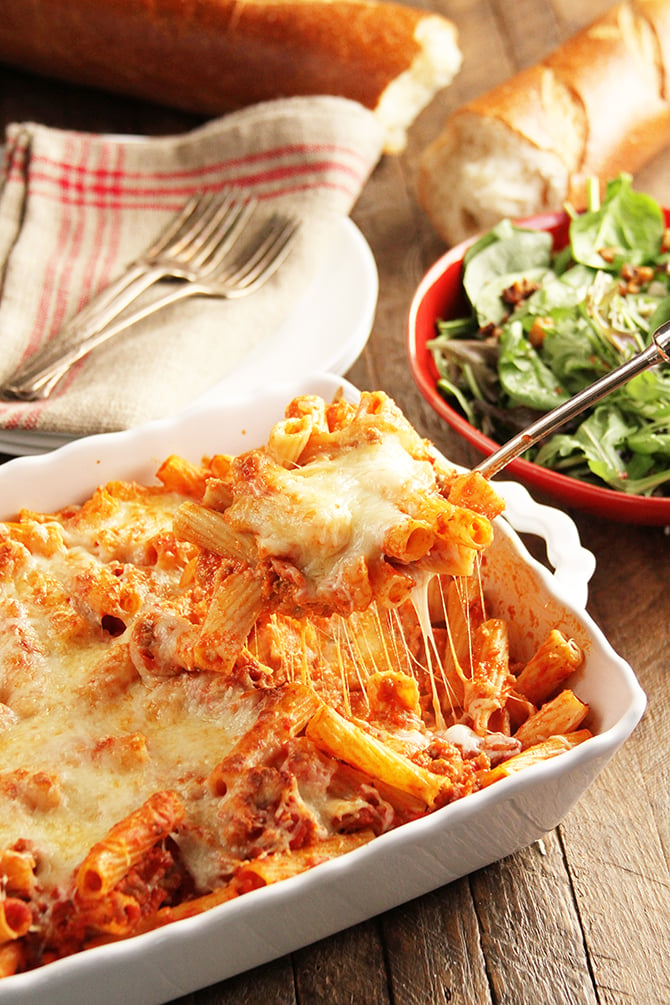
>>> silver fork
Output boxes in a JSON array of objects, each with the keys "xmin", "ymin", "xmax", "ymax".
[
  {"xmin": 59, "ymin": 190, "xmax": 256, "ymax": 334},
  {"xmin": 3, "ymin": 214, "xmax": 300, "ymax": 401},
  {"xmin": 3, "ymin": 190, "xmax": 256, "ymax": 399}
]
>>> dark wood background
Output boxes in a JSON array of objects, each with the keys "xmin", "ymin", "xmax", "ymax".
[{"xmin": 1, "ymin": 1, "xmax": 669, "ymax": 1002}]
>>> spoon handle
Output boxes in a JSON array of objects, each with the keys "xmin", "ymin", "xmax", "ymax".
[{"xmin": 475, "ymin": 319, "xmax": 670, "ymax": 479}]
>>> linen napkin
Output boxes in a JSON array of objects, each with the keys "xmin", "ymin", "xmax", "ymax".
[{"xmin": 0, "ymin": 96, "xmax": 384, "ymax": 440}]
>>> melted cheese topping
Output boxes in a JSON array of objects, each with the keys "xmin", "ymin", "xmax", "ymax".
[
  {"xmin": 226, "ymin": 431, "xmax": 465, "ymax": 615},
  {"xmin": 283, "ymin": 436, "xmax": 433, "ymax": 574},
  {"xmin": 0, "ymin": 491, "xmax": 261, "ymax": 891},
  {"xmin": 0, "ymin": 397, "xmax": 590, "ymax": 981}
]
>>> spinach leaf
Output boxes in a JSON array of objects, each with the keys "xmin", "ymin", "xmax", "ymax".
[
  {"xmin": 462, "ymin": 225, "xmax": 553, "ymax": 307},
  {"xmin": 526, "ymin": 265, "xmax": 594, "ymax": 313},
  {"xmin": 569, "ymin": 174, "xmax": 665, "ymax": 269},
  {"xmin": 474, "ymin": 266, "xmax": 551, "ymax": 326},
  {"xmin": 498, "ymin": 321, "xmax": 569, "ymax": 410},
  {"xmin": 463, "ymin": 218, "xmax": 516, "ymax": 266}
]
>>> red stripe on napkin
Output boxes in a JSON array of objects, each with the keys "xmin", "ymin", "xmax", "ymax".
[
  {"xmin": 9, "ymin": 145, "xmax": 370, "ymax": 209},
  {"xmin": 78, "ymin": 143, "xmax": 126, "ymax": 312}
]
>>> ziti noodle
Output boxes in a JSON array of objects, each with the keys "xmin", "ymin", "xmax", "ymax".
[{"xmin": 0, "ymin": 391, "xmax": 590, "ymax": 977}]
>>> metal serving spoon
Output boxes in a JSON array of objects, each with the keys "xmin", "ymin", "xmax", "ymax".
[{"xmin": 475, "ymin": 319, "xmax": 670, "ymax": 479}]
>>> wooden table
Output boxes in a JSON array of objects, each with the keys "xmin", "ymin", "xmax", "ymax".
[{"xmin": 1, "ymin": 1, "xmax": 669, "ymax": 1002}]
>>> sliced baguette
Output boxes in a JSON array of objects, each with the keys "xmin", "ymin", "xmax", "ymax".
[{"xmin": 419, "ymin": 1, "xmax": 670, "ymax": 243}]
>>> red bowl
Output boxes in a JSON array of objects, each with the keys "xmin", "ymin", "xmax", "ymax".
[{"xmin": 407, "ymin": 211, "xmax": 670, "ymax": 525}]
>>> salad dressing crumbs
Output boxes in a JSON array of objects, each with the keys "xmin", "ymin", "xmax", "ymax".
[{"xmin": 429, "ymin": 174, "xmax": 670, "ymax": 497}]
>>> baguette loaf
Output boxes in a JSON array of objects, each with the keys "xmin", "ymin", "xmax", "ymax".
[
  {"xmin": 419, "ymin": 0, "xmax": 670, "ymax": 244},
  {"xmin": 0, "ymin": 0, "xmax": 461, "ymax": 153}
]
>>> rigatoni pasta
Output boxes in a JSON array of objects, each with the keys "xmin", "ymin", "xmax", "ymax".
[{"xmin": 0, "ymin": 391, "xmax": 591, "ymax": 978}]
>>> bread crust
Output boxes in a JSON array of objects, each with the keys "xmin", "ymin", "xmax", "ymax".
[
  {"xmin": 0, "ymin": 0, "xmax": 461, "ymax": 152},
  {"xmin": 419, "ymin": 0, "xmax": 670, "ymax": 243}
]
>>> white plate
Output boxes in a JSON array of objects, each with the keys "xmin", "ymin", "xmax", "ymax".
[
  {"xmin": 0, "ymin": 218, "xmax": 378, "ymax": 456},
  {"xmin": 0, "ymin": 373, "xmax": 645, "ymax": 1005}
]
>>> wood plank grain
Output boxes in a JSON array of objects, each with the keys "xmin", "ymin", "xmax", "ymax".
[
  {"xmin": 348, "ymin": 154, "xmax": 431, "ymax": 411},
  {"xmin": 170, "ymin": 955, "xmax": 297, "ymax": 1005},
  {"xmin": 470, "ymin": 833, "xmax": 599, "ymax": 1005},
  {"xmin": 381, "ymin": 878, "xmax": 493, "ymax": 1005},
  {"xmin": 560, "ymin": 754, "xmax": 670, "ymax": 1004},
  {"xmin": 293, "ymin": 921, "xmax": 391, "ymax": 1005},
  {"xmin": 491, "ymin": 0, "xmax": 563, "ymax": 68},
  {"xmin": 552, "ymin": 0, "xmax": 616, "ymax": 34},
  {"xmin": 0, "ymin": 64, "xmax": 202, "ymax": 137},
  {"xmin": 559, "ymin": 514, "xmax": 670, "ymax": 1005},
  {"xmin": 432, "ymin": 0, "xmax": 514, "ymax": 103}
]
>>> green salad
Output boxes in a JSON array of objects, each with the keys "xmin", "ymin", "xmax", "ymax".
[{"xmin": 429, "ymin": 174, "xmax": 670, "ymax": 496}]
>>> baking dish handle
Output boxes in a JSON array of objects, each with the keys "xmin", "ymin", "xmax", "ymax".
[{"xmin": 496, "ymin": 480, "xmax": 596, "ymax": 610}]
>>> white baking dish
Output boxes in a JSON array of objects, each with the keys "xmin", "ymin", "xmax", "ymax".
[{"xmin": 0, "ymin": 373, "xmax": 646, "ymax": 1005}]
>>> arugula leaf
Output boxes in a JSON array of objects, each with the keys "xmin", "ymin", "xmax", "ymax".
[
  {"xmin": 621, "ymin": 467, "xmax": 670, "ymax": 495},
  {"xmin": 535, "ymin": 406, "xmax": 629, "ymax": 487},
  {"xmin": 435, "ymin": 316, "xmax": 478, "ymax": 338},
  {"xmin": 627, "ymin": 424, "xmax": 670, "ymax": 457},
  {"xmin": 428, "ymin": 335, "xmax": 499, "ymax": 403},
  {"xmin": 536, "ymin": 404, "xmax": 670, "ymax": 494},
  {"xmin": 437, "ymin": 377, "xmax": 477, "ymax": 424},
  {"xmin": 576, "ymin": 407, "xmax": 631, "ymax": 488},
  {"xmin": 540, "ymin": 313, "xmax": 610, "ymax": 392}
]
